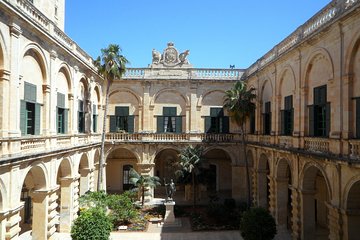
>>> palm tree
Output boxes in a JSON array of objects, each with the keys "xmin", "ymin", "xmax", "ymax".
[
  {"xmin": 95, "ymin": 44, "xmax": 129, "ymax": 191},
  {"xmin": 224, "ymin": 81, "xmax": 256, "ymax": 206},
  {"xmin": 176, "ymin": 145, "xmax": 204, "ymax": 208},
  {"xmin": 129, "ymin": 168, "xmax": 161, "ymax": 206}
]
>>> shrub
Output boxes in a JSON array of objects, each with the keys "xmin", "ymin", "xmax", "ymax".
[
  {"xmin": 71, "ymin": 207, "xmax": 112, "ymax": 240},
  {"xmin": 79, "ymin": 190, "xmax": 108, "ymax": 210},
  {"xmin": 240, "ymin": 207, "xmax": 277, "ymax": 240},
  {"xmin": 107, "ymin": 192, "xmax": 139, "ymax": 225}
]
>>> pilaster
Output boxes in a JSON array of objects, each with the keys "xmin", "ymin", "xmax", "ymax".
[
  {"xmin": 326, "ymin": 203, "xmax": 343, "ymax": 240},
  {"xmin": 4, "ymin": 204, "xmax": 23, "ymax": 240}
]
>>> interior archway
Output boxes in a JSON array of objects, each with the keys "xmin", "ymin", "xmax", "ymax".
[{"xmin": 346, "ymin": 180, "xmax": 360, "ymax": 240}]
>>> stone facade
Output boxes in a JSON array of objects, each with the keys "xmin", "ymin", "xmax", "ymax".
[{"xmin": 0, "ymin": 0, "xmax": 360, "ymax": 240}]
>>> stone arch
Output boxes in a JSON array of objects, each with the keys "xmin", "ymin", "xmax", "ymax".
[
  {"xmin": 260, "ymin": 79, "xmax": 273, "ymax": 103},
  {"xmin": 21, "ymin": 44, "xmax": 48, "ymax": 84},
  {"xmin": 278, "ymin": 65, "xmax": 296, "ymax": 96},
  {"xmin": 203, "ymin": 146, "xmax": 235, "ymax": 165},
  {"xmin": 93, "ymin": 84, "xmax": 102, "ymax": 105},
  {"xmin": 344, "ymin": 179, "xmax": 360, "ymax": 240},
  {"xmin": 154, "ymin": 147, "xmax": 180, "ymax": 182},
  {"xmin": 56, "ymin": 158, "xmax": 73, "ymax": 179},
  {"xmin": 345, "ymin": 32, "xmax": 360, "ymax": 137},
  {"xmin": 275, "ymin": 158, "xmax": 293, "ymax": 233},
  {"xmin": 300, "ymin": 163, "xmax": 331, "ymax": 239},
  {"xmin": 303, "ymin": 48, "xmax": 334, "ymax": 89},
  {"xmin": 78, "ymin": 77, "xmax": 89, "ymax": 100},
  {"xmin": 107, "ymin": 146, "xmax": 141, "ymax": 164},
  {"xmin": 57, "ymin": 63, "xmax": 73, "ymax": 91},
  {"xmin": 109, "ymin": 88, "xmax": 141, "ymax": 105},
  {"xmin": 106, "ymin": 147, "xmax": 139, "ymax": 193},
  {"xmin": 78, "ymin": 153, "xmax": 90, "ymax": 196},
  {"xmin": 151, "ymin": 88, "xmax": 188, "ymax": 107},
  {"xmin": 19, "ymin": 164, "xmax": 48, "ymax": 238},
  {"xmin": 197, "ymin": 89, "xmax": 226, "ymax": 108}
]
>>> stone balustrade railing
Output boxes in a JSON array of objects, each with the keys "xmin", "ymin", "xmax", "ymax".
[
  {"xmin": 243, "ymin": 0, "xmax": 360, "ymax": 78},
  {"xmin": 259, "ymin": 135, "xmax": 272, "ymax": 145},
  {"xmin": 304, "ymin": 137, "xmax": 330, "ymax": 154},
  {"xmin": 11, "ymin": 0, "xmax": 95, "ymax": 69},
  {"xmin": 123, "ymin": 68, "xmax": 244, "ymax": 81},
  {"xmin": 350, "ymin": 139, "xmax": 360, "ymax": 160},
  {"xmin": 278, "ymin": 136, "xmax": 293, "ymax": 148}
]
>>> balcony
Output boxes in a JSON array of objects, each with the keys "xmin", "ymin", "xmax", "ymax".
[{"xmin": 350, "ymin": 139, "xmax": 360, "ymax": 160}]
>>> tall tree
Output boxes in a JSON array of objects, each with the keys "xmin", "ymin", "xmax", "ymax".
[
  {"xmin": 129, "ymin": 168, "xmax": 161, "ymax": 206},
  {"xmin": 176, "ymin": 145, "xmax": 204, "ymax": 208},
  {"xmin": 224, "ymin": 81, "xmax": 256, "ymax": 206},
  {"xmin": 95, "ymin": 44, "xmax": 129, "ymax": 191}
]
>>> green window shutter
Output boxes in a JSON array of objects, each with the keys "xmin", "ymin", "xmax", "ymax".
[
  {"xmin": 210, "ymin": 108, "xmax": 222, "ymax": 117},
  {"xmin": 290, "ymin": 108, "xmax": 294, "ymax": 135},
  {"xmin": 20, "ymin": 100, "xmax": 26, "ymax": 135},
  {"xmin": 93, "ymin": 115, "xmax": 97, "ymax": 133},
  {"xmin": 285, "ymin": 95, "xmax": 293, "ymax": 110},
  {"xmin": 205, "ymin": 116, "xmax": 211, "ymax": 133},
  {"xmin": 34, "ymin": 103, "xmax": 41, "ymax": 135},
  {"xmin": 110, "ymin": 115, "xmax": 117, "ymax": 132},
  {"xmin": 314, "ymin": 85, "xmax": 327, "ymax": 105},
  {"xmin": 93, "ymin": 104, "xmax": 97, "ymax": 114},
  {"xmin": 175, "ymin": 116, "xmax": 182, "ymax": 133},
  {"xmin": 64, "ymin": 109, "xmax": 68, "ymax": 134},
  {"xmin": 222, "ymin": 116, "xmax": 229, "ymax": 133},
  {"xmin": 356, "ymin": 99, "xmax": 360, "ymax": 138},
  {"xmin": 163, "ymin": 107, "xmax": 176, "ymax": 116},
  {"xmin": 308, "ymin": 105, "xmax": 315, "ymax": 136},
  {"xmin": 157, "ymin": 116, "xmax": 164, "ymax": 133},
  {"xmin": 280, "ymin": 110, "xmax": 285, "ymax": 135},
  {"xmin": 115, "ymin": 106, "xmax": 129, "ymax": 116},
  {"xmin": 57, "ymin": 93, "xmax": 65, "ymax": 108},
  {"xmin": 24, "ymin": 82, "xmax": 36, "ymax": 102},
  {"xmin": 325, "ymin": 103, "xmax": 331, "ymax": 137},
  {"xmin": 250, "ymin": 109, "xmax": 255, "ymax": 134},
  {"xmin": 269, "ymin": 112, "xmax": 272, "ymax": 135},
  {"xmin": 128, "ymin": 115, "xmax": 134, "ymax": 133},
  {"xmin": 262, "ymin": 113, "xmax": 266, "ymax": 135}
]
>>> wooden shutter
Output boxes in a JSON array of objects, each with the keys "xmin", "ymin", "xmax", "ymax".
[
  {"xmin": 57, "ymin": 93, "xmax": 65, "ymax": 108},
  {"xmin": 325, "ymin": 103, "xmax": 331, "ymax": 137},
  {"xmin": 157, "ymin": 116, "xmax": 164, "ymax": 133},
  {"xmin": 222, "ymin": 116, "xmax": 229, "ymax": 133},
  {"xmin": 128, "ymin": 115, "xmax": 134, "ymax": 133},
  {"xmin": 356, "ymin": 99, "xmax": 360, "ymax": 139},
  {"xmin": 110, "ymin": 115, "xmax": 117, "ymax": 132},
  {"xmin": 115, "ymin": 106, "xmax": 129, "ymax": 116},
  {"xmin": 163, "ymin": 107, "xmax": 176, "ymax": 116},
  {"xmin": 210, "ymin": 108, "xmax": 222, "ymax": 117},
  {"xmin": 269, "ymin": 112, "xmax": 272, "ymax": 135},
  {"xmin": 34, "ymin": 103, "xmax": 41, "ymax": 135},
  {"xmin": 24, "ymin": 82, "xmax": 36, "ymax": 102},
  {"xmin": 175, "ymin": 116, "xmax": 182, "ymax": 133},
  {"xmin": 280, "ymin": 110, "xmax": 285, "ymax": 135},
  {"xmin": 20, "ymin": 100, "xmax": 26, "ymax": 135},
  {"xmin": 64, "ymin": 109, "xmax": 68, "ymax": 134},
  {"xmin": 308, "ymin": 105, "xmax": 315, "ymax": 136},
  {"xmin": 205, "ymin": 116, "xmax": 211, "ymax": 133},
  {"xmin": 290, "ymin": 108, "xmax": 294, "ymax": 135}
]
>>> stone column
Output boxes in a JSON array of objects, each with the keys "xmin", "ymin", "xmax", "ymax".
[
  {"xmin": 58, "ymin": 177, "xmax": 77, "ymax": 233},
  {"xmin": 137, "ymin": 163, "xmax": 155, "ymax": 200},
  {"xmin": 232, "ymin": 164, "xmax": 247, "ymax": 203},
  {"xmin": 189, "ymin": 83, "xmax": 198, "ymax": 132},
  {"xmin": 326, "ymin": 202, "xmax": 343, "ymax": 240},
  {"xmin": 299, "ymin": 87, "xmax": 308, "ymax": 149},
  {"xmin": 275, "ymin": 177, "xmax": 289, "ymax": 227},
  {"xmin": 72, "ymin": 175, "xmax": 81, "ymax": 221},
  {"xmin": 0, "ymin": 70, "xmax": 10, "ymax": 139},
  {"xmin": 47, "ymin": 187, "xmax": 59, "ymax": 239},
  {"xmin": 48, "ymin": 50, "xmax": 58, "ymax": 136},
  {"xmin": 268, "ymin": 175, "xmax": 276, "ymax": 216},
  {"xmin": 4, "ymin": 204, "xmax": 23, "ymax": 240},
  {"xmin": 142, "ymin": 82, "xmax": 151, "ymax": 132},
  {"xmin": 257, "ymin": 169, "xmax": 268, "ymax": 208},
  {"xmin": 290, "ymin": 187, "xmax": 301, "ymax": 240},
  {"xmin": 29, "ymin": 190, "xmax": 51, "ymax": 240},
  {"xmin": 42, "ymin": 84, "xmax": 51, "ymax": 136}
]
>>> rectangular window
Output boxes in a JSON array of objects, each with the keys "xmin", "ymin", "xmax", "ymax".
[
  {"xmin": 20, "ymin": 82, "xmax": 40, "ymax": 135},
  {"xmin": 57, "ymin": 93, "xmax": 67, "ymax": 134},
  {"xmin": 26, "ymin": 102, "xmax": 35, "ymax": 135},
  {"xmin": 57, "ymin": 108, "xmax": 64, "ymax": 134},
  {"xmin": 250, "ymin": 108, "xmax": 256, "ymax": 134},
  {"xmin": 110, "ymin": 106, "xmax": 134, "ymax": 133},
  {"xmin": 263, "ymin": 102, "xmax": 271, "ymax": 135},
  {"xmin": 157, "ymin": 107, "xmax": 182, "ymax": 133},
  {"xmin": 281, "ymin": 95, "xmax": 293, "ymax": 136},
  {"xmin": 78, "ymin": 100, "xmax": 85, "ymax": 133},
  {"xmin": 309, "ymin": 85, "xmax": 330, "ymax": 137},
  {"xmin": 93, "ymin": 104, "xmax": 97, "ymax": 133},
  {"xmin": 205, "ymin": 107, "xmax": 229, "ymax": 133}
]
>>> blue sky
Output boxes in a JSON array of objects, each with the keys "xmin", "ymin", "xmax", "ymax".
[{"xmin": 65, "ymin": 0, "xmax": 330, "ymax": 69}]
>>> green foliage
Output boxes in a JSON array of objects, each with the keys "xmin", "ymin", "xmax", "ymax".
[
  {"xmin": 79, "ymin": 190, "xmax": 108, "ymax": 210},
  {"xmin": 240, "ymin": 207, "xmax": 277, "ymax": 240},
  {"xmin": 107, "ymin": 192, "xmax": 139, "ymax": 225},
  {"xmin": 71, "ymin": 207, "xmax": 112, "ymax": 240},
  {"xmin": 129, "ymin": 168, "xmax": 161, "ymax": 206}
]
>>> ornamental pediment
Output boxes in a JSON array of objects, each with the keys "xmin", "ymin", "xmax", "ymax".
[{"xmin": 151, "ymin": 42, "xmax": 192, "ymax": 68}]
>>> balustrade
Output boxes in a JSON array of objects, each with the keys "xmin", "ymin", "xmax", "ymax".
[
  {"xmin": 279, "ymin": 136, "xmax": 293, "ymax": 148},
  {"xmin": 350, "ymin": 139, "xmax": 360, "ymax": 160},
  {"xmin": 259, "ymin": 135, "xmax": 271, "ymax": 145},
  {"xmin": 304, "ymin": 137, "xmax": 330, "ymax": 154}
]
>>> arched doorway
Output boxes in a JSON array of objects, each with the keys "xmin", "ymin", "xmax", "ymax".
[
  {"xmin": 78, "ymin": 154, "xmax": 90, "ymax": 196},
  {"xmin": 346, "ymin": 180, "xmax": 360, "ymax": 240},
  {"xmin": 301, "ymin": 165, "xmax": 330, "ymax": 239},
  {"xmin": 203, "ymin": 148, "xmax": 232, "ymax": 199},
  {"xmin": 258, "ymin": 153, "xmax": 270, "ymax": 209},
  {"xmin": 56, "ymin": 158, "xmax": 72, "ymax": 233},
  {"xmin": 106, "ymin": 148, "xmax": 138, "ymax": 193},
  {"xmin": 19, "ymin": 166, "xmax": 48, "ymax": 239},
  {"xmin": 276, "ymin": 159, "xmax": 292, "ymax": 236},
  {"xmin": 154, "ymin": 148, "xmax": 180, "ymax": 198}
]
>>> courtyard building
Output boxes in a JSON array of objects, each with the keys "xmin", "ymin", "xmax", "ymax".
[{"xmin": 0, "ymin": 0, "xmax": 360, "ymax": 239}]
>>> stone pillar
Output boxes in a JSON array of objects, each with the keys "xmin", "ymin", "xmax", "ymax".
[
  {"xmin": 275, "ymin": 177, "xmax": 289, "ymax": 227},
  {"xmin": 48, "ymin": 50, "xmax": 58, "ymax": 136},
  {"xmin": 299, "ymin": 87, "xmax": 308, "ymax": 149},
  {"xmin": 9, "ymin": 23, "xmax": 22, "ymax": 140},
  {"xmin": 138, "ymin": 105, "xmax": 143, "ymax": 131},
  {"xmin": 189, "ymin": 84, "xmax": 198, "ymax": 132},
  {"xmin": 232, "ymin": 165, "xmax": 247, "ymax": 203},
  {"xmin": 257, "ymin": 169, "xmax": 268, "ymax": 208},
  {"xmin": 58, "ymin": 177, "xmax": 77, "ymax": 233},
  {"xmin": 4, "ymin": 204, "xmax": 23, "ymax": 240},
  {"xmin": 47, "ymin": 187, "xmax": 59, "ymax": 239},
  {"xmin": 137, "ymin": 163, "xmax": 155, "ymax": 201},
  {"xmin": 268, "ymin": 175, "xmax": 276, "ymax": 216},
  {"xmin": 142, "ymin": 82, "xmax": 151, "ymax": 132},
  {"xmin": 29, "ymin": 190, "xmax": 51, "ymax": 240},
  {"xmin": 290, "ymin": 187, "xmax": 301, "ymax": 240},
  {"xmin": 42, "ymin": 84, "xmax": 51, "ymax": 136},
  {"xmin": 72, "ymin": 175, "xmax": 80, "ymax": 221},
  {"xmin": 0, "ymin": 70, "xmax": 10, "ymax": 138},
  {"xmin": 326, "ymin": 203, "xmax": 342, "ymax": 240}
]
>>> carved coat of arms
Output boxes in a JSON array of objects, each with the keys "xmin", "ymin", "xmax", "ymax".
[{"xmin": 151, "ymin": 42, "xmax": 190, "ymax": 67}]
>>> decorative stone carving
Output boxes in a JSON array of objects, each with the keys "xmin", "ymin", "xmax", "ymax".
[{"xmin": 150, "ymin": 42, "xmax": 191, "ymax": 68}]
